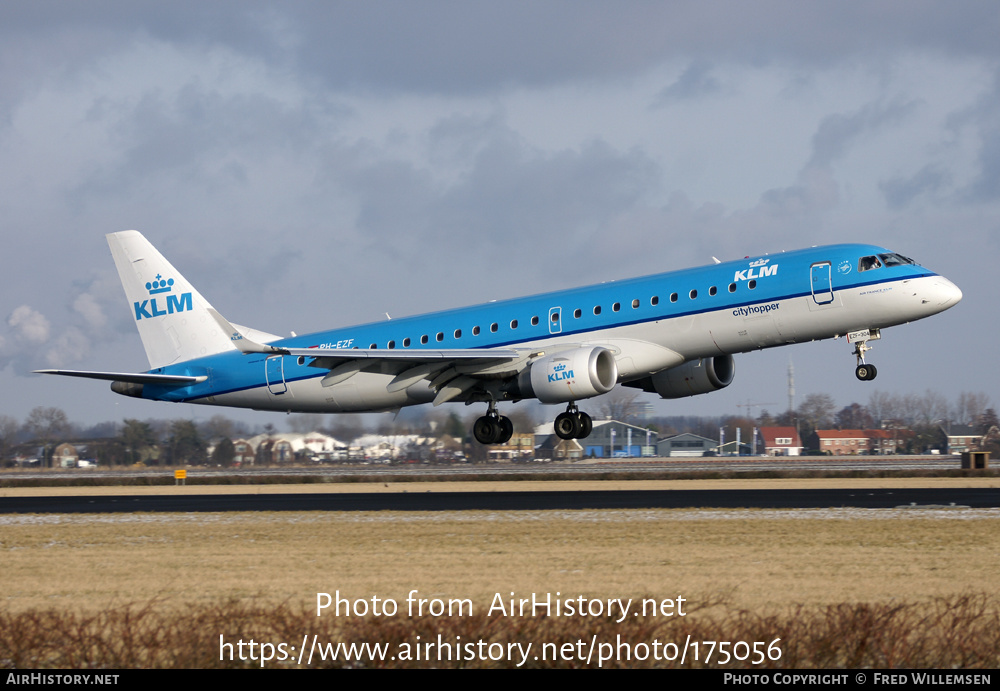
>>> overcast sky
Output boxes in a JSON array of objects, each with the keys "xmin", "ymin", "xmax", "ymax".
[{"xmin": 2, "ymin": 2, "xmax": 998, "ymax": 430}]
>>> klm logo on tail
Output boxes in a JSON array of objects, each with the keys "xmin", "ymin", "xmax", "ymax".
[{"xmin": 134, "ymin": 274, "xmax": 192, "ymax": 320}]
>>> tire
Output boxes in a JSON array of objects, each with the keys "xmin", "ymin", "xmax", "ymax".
[
  {"xmin": 474, "ymin": 416, "xmax": 499, "ymax": 444},
  {"xmin": 497, "ymin": 416, "xmax": 514, "ymax": 444},
  {"xmin": 856, "ymin": 365, "xmax": 870, "ymax": 381},
  {"xmin": 555, "ymin": 412, "xmax": 580, "ymax": 440},
  {"xmin": 576, "ymin": 412, "xmax": 593, "ymax": 439}
]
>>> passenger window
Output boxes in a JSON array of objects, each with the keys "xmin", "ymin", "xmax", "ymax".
[
  {"xmin": 403, "ymin": 337, "xmax": 411, "ymax": 347},
  {"xmin": 531, "ymin": 316, "xmax": 539, "ymax": 326},
  {"xmin": 709, "ymin": 286, "xmax": 717, "ymax": 296},
  {"xmin": 510, "ymin": 319, "xmax": 518, "ymax": 329},
  {"xmin": 651, "ymin": 296, "xmax": 659, "ymax": 306},
  {"xmin": 612, "ymin": 302, "xmax": 620, "ymax": 312},
  {"xmin": 689, "ymin": 289, "xmax": 697, "ymax": 299},
  {"xmin": 490, "ymin": 323, "xmax": 498, "ymax": 333},
  {"xmin": 593, "ymin": 306, "xmax": 601, "ymax": 315},
  {"xmin": 420, "ymin": 335, "xmax": 428, "ymax": 345},
  {"xmin": 632, "ymin": 299, "xmax": 640, "ymax": 308},
  {"xmin": 369, "ymin": 343, "xmax": 377, "ymax": 349},
  {"xmin": 454, "ymin": 329, "xmax": 461, "ymax": 338},
  {"xmin": 574, "ymin": 309, "xmax": 582, "ymax": 318},
  {"xmin": 748, "ymin": 280, "xmax": 757, "ymax": 290},
  {"xmin": 670, "ymin": 293, "xmax": 678, "ymax": 303},
  {"xmin": 473, "ymin": 326, "xmax": 481, "ymax": 335},
  {"xmin": 729, "ymin": 283, "xmax": 736, "ymax": 293},
  {"xmin": 436, "ymin": 332, "xmax": 444, "ymax": 342},
  {"xmin": 388, "ymin": 340, "xmax": 395, "ymax": 349}
]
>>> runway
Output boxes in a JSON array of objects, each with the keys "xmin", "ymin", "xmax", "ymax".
[{"xmin": 2, "ymin": 486, "xmax": 998, "ymax": 513}]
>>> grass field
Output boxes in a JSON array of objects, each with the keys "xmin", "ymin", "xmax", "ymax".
[{"xmin": 2, "ymin": 477, "xmax": 999, "ymax": 667}]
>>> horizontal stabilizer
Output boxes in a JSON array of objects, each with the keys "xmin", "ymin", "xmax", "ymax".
[
  {"xmin": 208, "ymin": 308, "xmax": 284, "ymax": 355},
  {"xmin": 34, "ymin": 369, "xmax": 206, "ymax": 385}
]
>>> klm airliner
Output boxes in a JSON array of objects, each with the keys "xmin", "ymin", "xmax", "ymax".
[{"xmin": 38, "ymin": 231, "xmax": 961, "ymax": 444}]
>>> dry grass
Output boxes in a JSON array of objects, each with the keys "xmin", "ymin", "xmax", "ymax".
[
  {"xmin": 4, "ymin": 498, "xmax": 1000, "ymax": 667},
  {"xmin": 3, "ymin": 508, "xmax": 999, "ymax": 612},
  {"xmin": 2, "ymin": 594, "xmax": 997, "ymax": 668}
]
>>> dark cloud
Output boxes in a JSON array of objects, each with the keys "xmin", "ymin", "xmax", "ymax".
[
  {"xmin": 653, "ymin": 60, "xmax": 723, "ymax": 105},
  {"xmin": 808, "ymin": 99, "xmax": 918, "ymax": 169},
  {"xmin": 880, "ymin": 165, "xmax": 952, "ymax": 208},
  {"xmin": 4, "ymin": 3, "xmax": 1000, "ymax": 95},
  {"xmin": 0, "ymin": 2, "xmax": 998, "ymax": 427},
  {"xmin": 960, "ymin": 70, "xmax": 1000, "ymax": 202}
]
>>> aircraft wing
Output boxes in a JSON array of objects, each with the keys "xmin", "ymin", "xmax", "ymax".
[
  {"xmin": 280, "ymin": 346, "xmax": 521, "ymax": 361},
  {"xmin": 280, "ymin": 346, "xmax": 528, "ymax": 404},
  {"xmin": 210, "ymin": 308, "xmax": 527, "ymax": 402},
  {"xmin": 210, "ymin": 308, "xmax": 520, "ymax": 361},
  {"xmin": 34, "ymin": 370, "xmax": 207, "ymax": 385}
]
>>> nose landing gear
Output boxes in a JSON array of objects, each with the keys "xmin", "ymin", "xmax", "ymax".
[{"xmin": 849, "ymin": 328, "xmax": 880, "ymax": 381}]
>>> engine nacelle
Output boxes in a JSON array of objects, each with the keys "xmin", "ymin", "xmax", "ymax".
[
  {"xmin": 519, "ymin": 346, "xmax": 619, "ymax": 404},
  {"xmin": 628, "ymin": 355, "xmax": 735, "ymax": 399}
]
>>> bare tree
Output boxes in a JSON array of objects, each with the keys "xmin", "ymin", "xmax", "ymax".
[
  {"xmin": 200, "ymin": 414, "xmax": 236, "ymax": 440},
  {"xmin": 24, "ymin": 407, "xmax": 72, "ymax": 467},
  {"xmin": 835, "ymin": 403, "xmax": 874, "ymax": 430},
  {"xmin": 286, "ymin": 414, "xmax": 324, "ymax": 434},
  {"xmin": 0, "ymin": 415, "xmax": 19, "ymax": 464},
  {"xmin": 597, "ymin": 387, "xmax": 642, "ymax": 423},
  {"xmin": 798, "ymin": 393, "xmax": 836, "ymax": 429},
  {"xmin": 24, "ymin": 406, "xmax": 71, "ymax": 442},
  {"xmin": 955, "ymin": 392, "xmax": 992, "ymax": 426}
]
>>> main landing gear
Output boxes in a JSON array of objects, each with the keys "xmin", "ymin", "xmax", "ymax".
[
  {"xmin": 473, "ymin": 401, "xmax": 514, "ymax": 445},
  {"xmin": 851, "ymin": 328, "xmax": 880, "ymax": 381},
  {"xmin": 554, "ymin": 403, "xmax": 593, "ymax": 441}
]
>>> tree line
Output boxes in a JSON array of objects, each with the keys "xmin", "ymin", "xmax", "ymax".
[{"xmin": 2, "ymin": 388, "xmax": 997, "ymax": 466}]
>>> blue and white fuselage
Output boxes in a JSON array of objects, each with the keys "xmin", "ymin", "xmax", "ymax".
[{"xmin": 38, "ymin": 232, "xmax": 961, "ymax": 444}]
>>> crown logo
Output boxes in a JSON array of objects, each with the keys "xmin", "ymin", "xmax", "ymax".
[
  {"xmin": 749, "ymin": 258, "xmax": 770, "ymax": 267},
  {"xmin": 146, "ymin": 274, "xmax": 175, "ymax": 295},
  {"xmin": 553, "ymin": 364, "xmax": 566, "ymax": 372}
]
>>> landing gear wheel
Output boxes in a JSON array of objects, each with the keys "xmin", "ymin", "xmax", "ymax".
[
  {"xmin": 576, "ymin": 411, "xmax": 593, "ymax": 439},
  {"xmin": 855, "ymin": 364, "xmax": 877, "ymax": 381},
  {"xmin": 496, "ymin": 416, "xmax": 514, "ymax": 444},
  {"xmin": 473, "ymin": 416, "xmax": 499, "ymax": 445},
  {"xmin": 555, "ymin": 412, "xmax": 581, "ymax": 440}
]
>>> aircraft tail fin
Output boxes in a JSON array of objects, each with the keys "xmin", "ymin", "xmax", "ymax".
[{"xmin": 107, "ymin": 230, "xmax": 242, "ymax": 370}]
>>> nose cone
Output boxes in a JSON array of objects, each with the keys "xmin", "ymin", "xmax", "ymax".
[{"xmin": 934, "ymin": 277, "xmax": 963, "ymax": 309}]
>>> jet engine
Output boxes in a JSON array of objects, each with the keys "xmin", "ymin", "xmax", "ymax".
[
  {"xmin": 625, "ymin": 355, "xmax": 735, "ymax": 399},
  {"xmin": 517, "ymin": 346, "xmax": 618, "ymax": 404}
]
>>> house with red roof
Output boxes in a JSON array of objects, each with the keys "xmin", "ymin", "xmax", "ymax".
[{"xmin": 759, "ymin": 427, "xmax": 803, "ymax": 456}]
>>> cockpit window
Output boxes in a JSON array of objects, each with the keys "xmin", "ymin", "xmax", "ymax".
[
  {"xmin": 878, "ymin": 253, "xmax": 916, "ymax": 267},
  {"xmin": 859, "ymin": 255, "xmax": 882, "ymax": 271}
]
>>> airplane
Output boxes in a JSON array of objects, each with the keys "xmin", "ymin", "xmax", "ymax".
[{"xmin": 37, "ymin": 231, "xmax": 962, "ymax": 444}]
